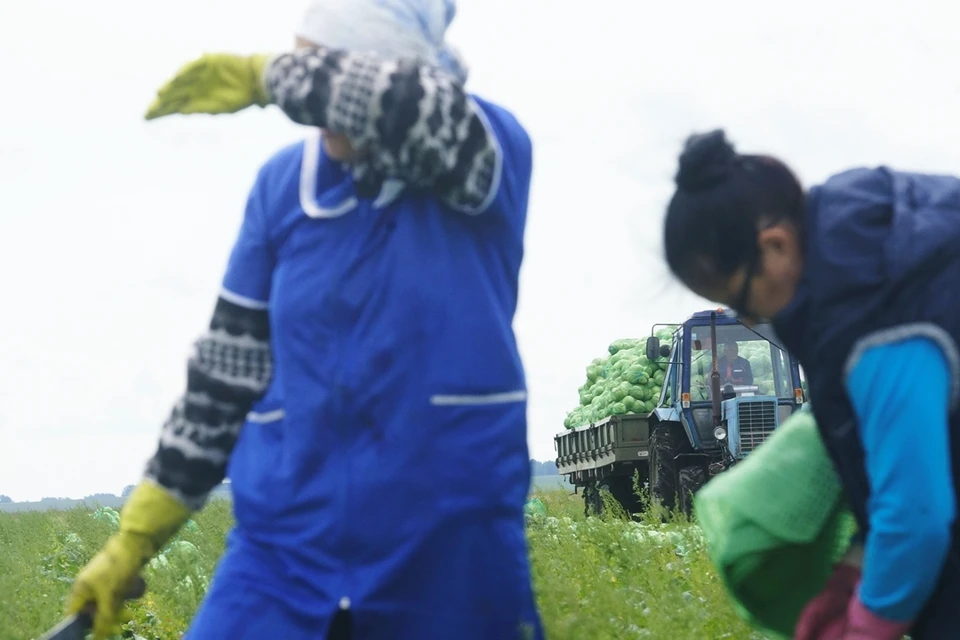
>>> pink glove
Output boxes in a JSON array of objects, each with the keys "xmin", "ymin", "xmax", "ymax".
[
  {"xmin": 794, "ymin": 564, "xmax": 861, "ymax": 640},
  {"xmin": 841, "ymin": 597, "xmax": 912, "ymax": 640}
]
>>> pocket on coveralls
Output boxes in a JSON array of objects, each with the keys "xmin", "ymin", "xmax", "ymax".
[
  {"xmin": 228, "ymin": 408, "xmax": 288, "ymax": 522},
  {"xmin": 425, "ymin": 390, "xmax": 530, "ymax": 506}
]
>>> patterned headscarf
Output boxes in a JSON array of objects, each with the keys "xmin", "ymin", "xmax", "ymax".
[{"xmin": 295, "ymin": 0, "xmax": 468, "ymax": 83}]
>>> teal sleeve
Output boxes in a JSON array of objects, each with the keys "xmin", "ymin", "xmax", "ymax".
[{"xmin": 846, "ymin": 337, "xmax": 955, "ymax": 622}]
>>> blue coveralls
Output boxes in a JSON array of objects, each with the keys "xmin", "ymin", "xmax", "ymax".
[
  {"xmin": 772, "ymin": 167, "xmax": 960, "ymax": 638},
  {"xmin": 183, "ymin": 96, "xmax": 543, "ymax": 640}
]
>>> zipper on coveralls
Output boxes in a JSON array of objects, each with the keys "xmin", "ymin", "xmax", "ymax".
[{"xmin": 330, "ymin": 361, "xmax": 352, "ymax": 613}]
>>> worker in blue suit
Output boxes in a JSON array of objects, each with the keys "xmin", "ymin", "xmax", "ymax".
[
  {"xmin": 661, "ymin": 129, "xmax": 960, "ymax": 640},
  {"xmin": 65, "ymin": 2, "xmax": 543, "ymax": 639},
  {"xmin": 717, "ymin": 342, "xmax": 754, "ymax": 386}
]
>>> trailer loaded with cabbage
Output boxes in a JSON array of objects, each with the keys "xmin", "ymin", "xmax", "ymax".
[{"xmin": 554, "ymin": 309, "xmax": 808, "ymax": 516}]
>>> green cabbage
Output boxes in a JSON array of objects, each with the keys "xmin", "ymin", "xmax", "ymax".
[{"xmin": 565, "ymin": 336, "xmax": 672, "ymax": 428}]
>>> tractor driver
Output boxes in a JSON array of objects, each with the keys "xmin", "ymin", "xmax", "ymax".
[{"xmin": 717, "ymin": 342, "xmax": 754, "ymax": 386}]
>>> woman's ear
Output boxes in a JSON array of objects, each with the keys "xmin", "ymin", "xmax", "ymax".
[
  {"xmin": 757, "ymin": 224, "xmax": 804, "ymax": 289},
  {"xmin": 758, "ymin": 225, "xmax": 799, "ymax": 259}
]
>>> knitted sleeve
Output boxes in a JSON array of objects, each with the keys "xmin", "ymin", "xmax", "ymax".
[{"xmin": 264, "ymin": 47, "xmax": 501, "ymax": 213}]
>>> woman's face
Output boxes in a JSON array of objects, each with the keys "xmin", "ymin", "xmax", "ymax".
[
  {"xmin": 694, "ymin": 224, "xmax": 804, "ymax": 324},
  {"xmin": 294, "ymin": 36, "xmax": 362, "ymax": 163}
]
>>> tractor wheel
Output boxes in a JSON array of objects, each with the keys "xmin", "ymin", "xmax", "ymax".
[
  {"xmin": 584, "ymin": 475, "xmax": 647, "ymax": 518},
  {"xmin": 677, "ymin": 465, "xmax": 706, "ymax": 518},
  {"xmin": 648, "ymin": 423, "xmax": 691, "ymax": 512},
  {"xmin": 608, "ymin": 469, "xmax": 647, "ymax": 516},
  {"xmin": 583, "ymin": 482, "xmax": 604, "ymax": 517}
]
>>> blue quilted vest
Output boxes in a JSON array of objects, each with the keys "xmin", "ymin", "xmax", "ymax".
[{"xmin": 773, "ymin": 166, "xmax": 960, "ymax": 639}]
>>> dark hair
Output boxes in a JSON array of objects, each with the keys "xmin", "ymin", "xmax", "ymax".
[{"xmin": 663, "ymin": 129, "xmax": 805, "ymax": 289}]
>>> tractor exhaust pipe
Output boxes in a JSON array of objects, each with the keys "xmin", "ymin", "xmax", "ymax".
[{"xmin": 710, "ymin": 311, "xmax": 722, "ymax": 427}]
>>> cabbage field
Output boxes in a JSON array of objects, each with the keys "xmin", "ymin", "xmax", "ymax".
[{"xmin": 0, "ymin": 491, "xmax": 767, "ymax": 640}]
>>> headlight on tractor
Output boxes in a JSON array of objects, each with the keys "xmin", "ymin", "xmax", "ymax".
[{"xmin": 714, "ymin": 426, "xmax": 727, "ymax": 441}]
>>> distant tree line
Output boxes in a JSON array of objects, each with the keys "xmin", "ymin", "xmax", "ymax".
[
  {"xmin": 3, "ymin": 463, "xmax": 557, "ymax": 507},
  {"xmin": 530, "ymin": 460, "xmax": 558, "ymax": 476}
]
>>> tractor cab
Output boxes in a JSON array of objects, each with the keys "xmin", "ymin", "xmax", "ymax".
[{"xmin": 643, "ymin": 309, "xmax": 806, "ymax": 512}]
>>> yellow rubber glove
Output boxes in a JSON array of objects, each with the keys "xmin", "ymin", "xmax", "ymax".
[
  {"xmin": 66, "ymin": 480, "xmax": 191, "ymax": 639},
  {"xmin": 144, "ymin": 53, "xmax": 274, "ymax": 121}
]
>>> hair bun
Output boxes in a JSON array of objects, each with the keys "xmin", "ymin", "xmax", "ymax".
[{"xmin": 675, "ymin": 129, "xmax": 738, "ymax": 192}]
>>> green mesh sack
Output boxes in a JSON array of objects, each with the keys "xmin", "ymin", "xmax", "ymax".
[
  {"xmin": 524, "ymin": 497, "xmax": 547, "ymax": 519},
  {"xmin": 694, "ymin": 405, "xmax": 858, "ymax": 639}
]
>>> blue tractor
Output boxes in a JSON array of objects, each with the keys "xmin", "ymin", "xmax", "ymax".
[
  {"xmin": 555, "ymin": 308, "xmax": 807, "ymax": 517},
  {"xmin": 642, "ymin": 309, "xmax": 807, "ymax": 514}
]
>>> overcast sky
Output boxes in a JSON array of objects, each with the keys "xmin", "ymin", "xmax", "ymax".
[{"xmin": 1, "ymin": 0, "xmax": 958, "ymax": 501}]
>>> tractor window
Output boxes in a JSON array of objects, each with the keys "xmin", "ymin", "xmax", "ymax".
[{"xmin": 688, "ymin": 322, "xmax": 794, "ymax": 402}]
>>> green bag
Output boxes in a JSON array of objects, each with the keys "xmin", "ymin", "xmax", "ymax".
[
  {"xmin": 523, "ymin": 497, "xmax": 547, "ymax": 519},
  {"xmin": 694, "ymin": 405, "xmax": 859, "ymax": 639}
]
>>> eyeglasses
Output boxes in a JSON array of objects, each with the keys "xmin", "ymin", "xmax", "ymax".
[
  {"xmin": 729, "ymin": 221, "xmax": 778, "ymax": 324},
  {"xmin": 729, "ymin": 252, "xmax": 760, "ymax": 323}
]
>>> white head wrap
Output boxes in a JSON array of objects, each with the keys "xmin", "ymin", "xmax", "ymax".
[{"xmin": 294, "ymin": 0, "xmax": 468, "ymax": 83}]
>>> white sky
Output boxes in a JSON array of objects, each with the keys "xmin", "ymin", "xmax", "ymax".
[{"xmin": 1, "ymin": 0, "xmax": 958, "ymax": 501}]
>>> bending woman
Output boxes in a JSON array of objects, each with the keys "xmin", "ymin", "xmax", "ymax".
[
  {"xmin": 662, "ymin": 130, "xmax": 959, "ymax": 640},
  {"xmin": 65, "ymin": 2, "xmax": 543, "ymax": 639}
]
